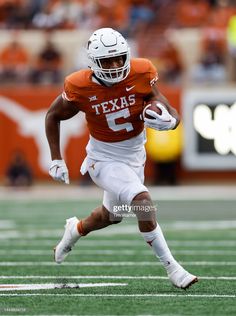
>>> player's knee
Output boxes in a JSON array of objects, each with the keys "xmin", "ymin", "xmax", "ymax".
[
  {"xmin": 132, "ymin": 191, "xmax": 156, "ymax": 230},
  {"xmin": 120, "ymin": 184, "xmax": 148, "ymax": 204},
  {"xmin": 138, "ymin": 220, "xmax": 157, "ymax": 232},
  {"xmin": 132, "ymin": 191, "xmax": 151, "ymax": 203}
]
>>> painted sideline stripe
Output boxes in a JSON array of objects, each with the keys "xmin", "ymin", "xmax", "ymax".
[
  {"xmin": 0, "ymin": 283, "xmax": 127, "ymax": 291},
  {"xmin": 0, "ymin": 249, "xmax": 235, "ymax": 256},
  {"xmin": 0, "ymin": 293, "xmax": 235, "ymax": 298},
  {"xmin": 0, "ymin": 275, "xmax": 235, "ymax": 280},
  {"xmin": 0, "ymin": 261, "xmax": 236, "ymax": 266}
]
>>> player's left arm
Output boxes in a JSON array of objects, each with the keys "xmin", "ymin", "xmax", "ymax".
[{"xmin": 144, "ymin": 84, "xmax": 180, "ymax": 129}]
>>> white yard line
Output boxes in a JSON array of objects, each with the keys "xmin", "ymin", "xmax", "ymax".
[
  {"xmin": 0, "ymin": 220, "xmax": 15, "ymax": 229},
  {"xmin": 0, "ymin": 293, "xmax": 235, "ymax": 298},
  {"xmin": 0, "ymin": 261, "xmax": 236, "ymax": 266},
  {"xmin": 1, "ymin": 239, "xmax": 236, "ymax": 247},
  {"xmin": 0, "ymin": 313, "xmax": 175, "ymax": 316},
  {"xmin": 0, "ymin": 314, "xmax": 173, "ymax": 316},
  {"xmin": 164, "ymin": 221, "xmax": 236, "ymax": 230},
  {"xmin": 169, "ymin": 240, "xmax": 236, "ymax": 247},
  {"xmin": 0, "ymin": 283, "xmax": 127, "ymax": 291},
  {"xmin": 1, "ymin": 221, "xmax": 236, "ymax": 240},
  {"xmin": 1, "ymin": 184, "xmax": 236, "ymax": 200},
  {"xmin": 0, "ymin": 275, "xmax": 235, "ymax": 280},
  {"xmin": 0, "ymin": 249, "xmax": 236, "ymax": 256}
]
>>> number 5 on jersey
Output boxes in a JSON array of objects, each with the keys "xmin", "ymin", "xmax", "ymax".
[{"xmin": 106, "ymin": 108, "xmax": 134, "ymax": 132}]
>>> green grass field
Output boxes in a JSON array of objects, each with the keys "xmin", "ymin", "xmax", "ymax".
[{"xmin": 0, "ymin": 188, "xmax": 236, "ymax": 315}]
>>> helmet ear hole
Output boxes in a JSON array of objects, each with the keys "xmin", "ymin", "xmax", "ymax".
[
  {"xmin": 87, "ymin": 28, "xmax": 131, "ymax": 84},
  {"xmin": 87, "ymin": 41, "xmax": 91, "ymax": 49}
]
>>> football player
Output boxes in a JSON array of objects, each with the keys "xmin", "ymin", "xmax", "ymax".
[{"xmin": 45, "ymin": 28, "xmax": 198, "ymax": 289}]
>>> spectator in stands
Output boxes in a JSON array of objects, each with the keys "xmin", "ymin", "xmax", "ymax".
[
  {"xmin": 94, "ymin": 0, "xmax": 130, "ymax": 34},
  {"xmin": 190, "ymin": 36, "xmax": 227, "ymax": 84},
  {"xmin": 2, "ymin": 0, "xmax": 33, "ymax": 29},
  {"xmin": 77, "ymin": 0, "xmax": 97, "ymax": 30},
  {"xmin": 49, "ymin": 0, "xmax": 84, "ymax": 29},
  {"xmin": 0, "ymin": 37, "xmax": 30, "ymax": 84},
  {"xmin": 30, "ymin": 38, "xmax": 63, "ymax": 84},
  {"xmin": 128, "ymin": 0, "xmax": 155, "ymax": 37},
  {"xmin": 156, "ymin": 37, "xmax": 183, "ymax": 85},
  {"xmin": 29, "ymin": 0, "xmax": 49, "ymax": 18},
  {"xmin": 5, "ymin": 150, "xmax": 33, "ymax": 187},
  {"xmin": 0, "ymin": 1, "xmax": 22, "ymax": 28},
  {"xmin": 33, "ymin": 0, "xmax": 85, "ymax": 30},
  {"xmin": 32, "ymin": 3, "xmax": 61, "ymax": 30},
  {"xmin": 176, "ymin": 0, "xmax": 210, "ymax": 28},
  {"xmin": 207, "ymin": 0, "xmax": 218, "ymax": 6},
  {"xmin": 207, "ymin": 0, "xmax": 236, "ymax": 29}
]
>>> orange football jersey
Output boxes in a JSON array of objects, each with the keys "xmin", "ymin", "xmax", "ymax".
[{"xmin": 63, "ymin": 58, "xmax": 158, "ymax": 142}]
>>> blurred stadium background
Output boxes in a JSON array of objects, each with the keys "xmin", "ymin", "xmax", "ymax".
[{"xmin": 1, "ymin": 0, "xmax": 236, "ymax": 187}]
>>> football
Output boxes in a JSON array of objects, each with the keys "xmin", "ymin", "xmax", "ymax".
[{"xmin": 143, "ymin": 101, "xmax": 162, "ymax": 119}]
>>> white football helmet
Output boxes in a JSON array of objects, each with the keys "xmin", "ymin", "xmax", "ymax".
[{"xmin": 87, "ymin": 28, "xmax": 130, "ymax": 84}]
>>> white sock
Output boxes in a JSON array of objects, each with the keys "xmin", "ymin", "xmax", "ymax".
[
  {"xmin": 141, "ymin": 223, "xmax": 181, "ymax": 274},
  {"xmin": 69, "ymin": 217, "xmax": 81, "ymax": 239}
]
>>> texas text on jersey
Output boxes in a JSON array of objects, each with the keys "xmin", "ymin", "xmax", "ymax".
[{"xmin": 62, "ymin": 58, "xmax": 158, "ymax": 142}]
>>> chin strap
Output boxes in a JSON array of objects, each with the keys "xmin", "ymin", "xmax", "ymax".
[{"xmin": 92, "ymin": 74, "xmax": 111, "ymax": 87}]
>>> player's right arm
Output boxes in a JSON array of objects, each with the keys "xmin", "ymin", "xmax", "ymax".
[{"xmin": 45, "ymin": 95, "xmax": 79, "ymax": 183}]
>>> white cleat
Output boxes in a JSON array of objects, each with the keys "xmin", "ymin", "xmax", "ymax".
[
  {"xmin": 168, "ymin": 267, "xmax": 198, "ymax": 290},
  {"xmin": 54, "ymin": 217, "xmax": 80, "ymax": 264}
]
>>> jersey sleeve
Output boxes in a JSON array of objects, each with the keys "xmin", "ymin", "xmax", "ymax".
[
  {"xmin": 148, "ymin": 60, "xmax": 159, "ymax": 87},
  {"xmin": 62, "ymin": 78, "xmax": 80, "ymax": 103},
  {"xmin": 135, "ymin": 59, "xmax": 159, "ymax": 95}
]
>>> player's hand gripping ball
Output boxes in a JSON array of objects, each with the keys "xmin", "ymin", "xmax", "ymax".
[
  {"xmin": 143, "ymin": 101, "xmax": 162, "ymax": 119},
  {"xmin": 143, "ymin": 101, "xmax": 176, "ymax": 131}
]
